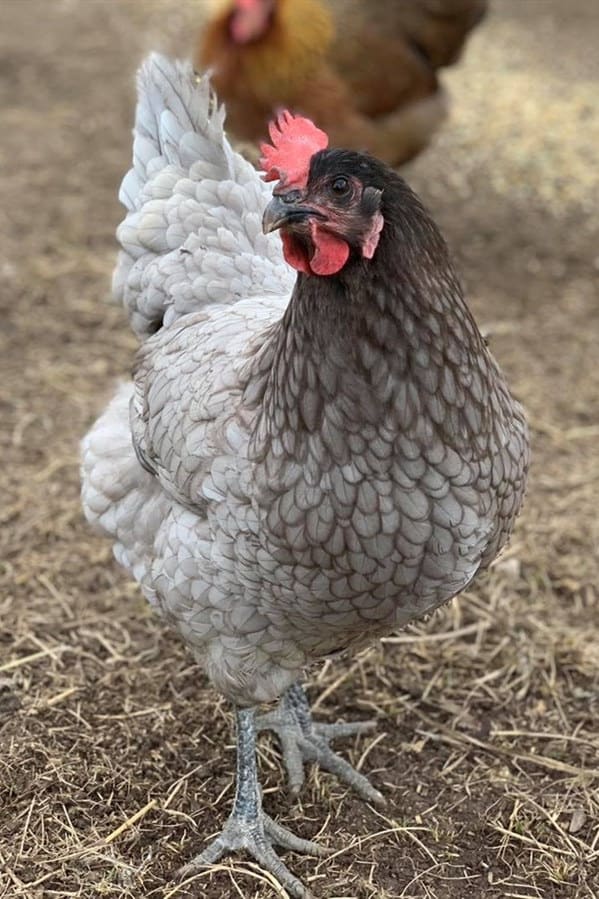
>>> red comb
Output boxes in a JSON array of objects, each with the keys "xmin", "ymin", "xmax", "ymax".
[{"xmin": 260, "ymin": 110, "xmax": 329, "ymax": 189}]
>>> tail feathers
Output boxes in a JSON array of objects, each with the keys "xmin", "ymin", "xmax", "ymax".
[
  {"xmin": 119, "ymin": 54, "xmax": 232, "ymax": 212},
  {"xmin": 113, "ymin": 54, "xmax": 291, "ymax": 338}
]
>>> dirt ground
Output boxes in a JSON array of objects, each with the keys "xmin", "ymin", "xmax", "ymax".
[{"xmin": 1, "ymin": 1, "xmax": 598, "ymax": 897}]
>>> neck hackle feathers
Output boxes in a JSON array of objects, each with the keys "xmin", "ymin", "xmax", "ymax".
[{"xmin": 260, "ymin": 110, "xmax": 328, "ymax": 189}]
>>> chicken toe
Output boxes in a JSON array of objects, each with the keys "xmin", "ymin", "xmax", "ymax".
[
  {"xmin": 257, "ymin": 682, "xmax": 384, "ymax": 804},
  {"xmin": 179, "ymin": 707, "xmax": 328, "ymax": 898}
]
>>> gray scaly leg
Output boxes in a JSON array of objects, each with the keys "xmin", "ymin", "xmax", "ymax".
[
  {"xmin": 256, "ymin": 682, "xmax": 384, "ymax": 804},
  {"xmin": 179, "ymin": 706, "xmax": 328, "ymax": 898}
]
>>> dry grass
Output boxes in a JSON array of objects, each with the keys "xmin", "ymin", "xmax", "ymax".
[{"xmin": 1, "ymin": 1, "xmax": 598, "ymax": 897}]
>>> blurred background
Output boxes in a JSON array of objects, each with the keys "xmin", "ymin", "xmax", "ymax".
[{"xmin": 1, "ymin": 2, "xmax": 598, "ymax": 897}]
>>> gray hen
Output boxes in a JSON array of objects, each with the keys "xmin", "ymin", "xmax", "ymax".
[{"xmin": 81, "ymin": 55, "xmax": 529, "ymax": 898}]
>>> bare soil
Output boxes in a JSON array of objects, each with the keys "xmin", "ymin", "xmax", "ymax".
[{"xmin": 1, "ymin": 1, "xmax": 598, "ymax": 897}]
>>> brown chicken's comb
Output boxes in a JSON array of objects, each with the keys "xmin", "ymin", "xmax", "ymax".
[{"xmin": 260, "ymin": 110, "xmax": 329, "ymax": 189}]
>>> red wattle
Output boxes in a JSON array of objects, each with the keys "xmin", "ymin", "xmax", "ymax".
[
  {"xmin": 308, "ymin": 223, "xmax": 350, "ymax": 275},
  {"xmin": 281, "ymin": 226, "xmax": 350, "ymax": 277},
  {"xmin": 281, "ymin": 232, "xmax": 311, "ymax": 274}
]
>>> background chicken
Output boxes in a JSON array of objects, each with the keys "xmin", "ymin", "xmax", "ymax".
[
  {"xmin": 197, "ymin": 0, "xmax": 487, "ymax": 166},
  {"xmin": 81, "ymin": 54, "xmax": 528, "ymax": 896}
]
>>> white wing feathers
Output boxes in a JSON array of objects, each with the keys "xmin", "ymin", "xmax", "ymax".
[
  {"xmin": 129, "ymin": 297, "xmax": 282, "ymax": 512},
  {"xmin": 113, "ymin": 53, "xmax": 293, "ymax": 337}
]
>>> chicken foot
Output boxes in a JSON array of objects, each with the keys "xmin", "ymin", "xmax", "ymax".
[
  {"xmin": 256, "ymin": 682, "xmax": 384, "ymax": 804},
  {"xmin": 179, "ymin": 706, "xmax": 328, "ymax": 899}
]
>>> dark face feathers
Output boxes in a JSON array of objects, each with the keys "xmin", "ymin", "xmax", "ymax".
[
  {"xmin": 263, "ymin": 149, "xmax": 391, "ymax": 275},
  {"xmin": 263, "ymin": 146, "xmax": 449, "ymax": 278},
  {"xmin": 309, "ymin": 148, "xmax": 444, "ymax": 235},
  {"xmin": 307, "ymin": 148, "xmax": 393, "ymax": 192}
]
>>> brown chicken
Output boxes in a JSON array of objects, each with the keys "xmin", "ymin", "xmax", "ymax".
[{"xmin": 197, "ymin": 0, "xmax": 487, "ymax": 166}]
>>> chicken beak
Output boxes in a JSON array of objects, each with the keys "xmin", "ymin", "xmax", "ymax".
[{"xmin": 262, "ymin": 194, "xmax": 322, "ymax": 234}]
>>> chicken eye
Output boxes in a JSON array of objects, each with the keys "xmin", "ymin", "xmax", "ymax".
[{"xmin": 330, "ymin": 176, "xmax": 350, "ymax": 196}]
